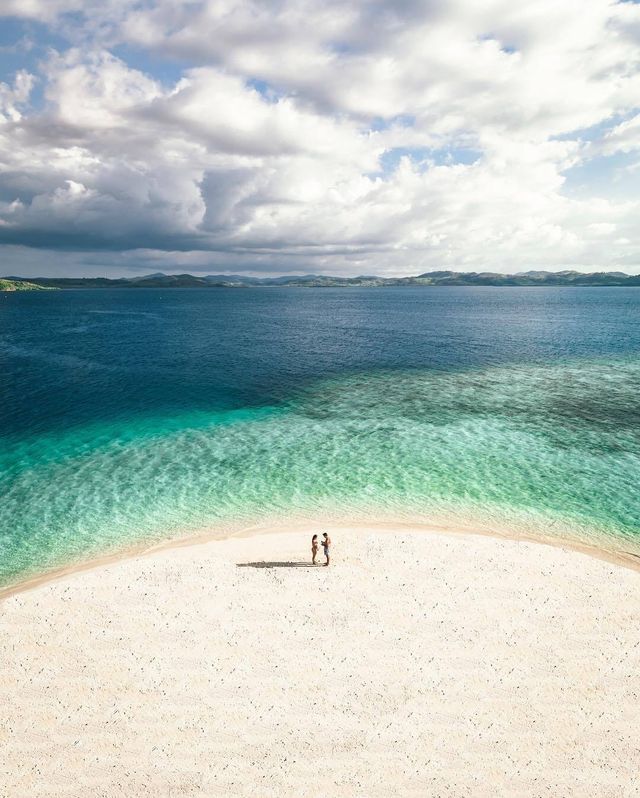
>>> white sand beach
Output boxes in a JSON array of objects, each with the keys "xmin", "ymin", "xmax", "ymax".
[{"xmin": 2, "ymin": 526, "xmax": 640, "ymax": 797}]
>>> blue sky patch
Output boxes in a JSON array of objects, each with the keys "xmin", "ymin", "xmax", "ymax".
[
  {"xmin": 371, "ymin": 146, "xmax": 481, "ymax": 178},
  {"xmin": 561, "ymin": 150, "xmax": 639, "ymax": 199},
  {"xmin": 111, "ymin": 45, "xmax": 188, "ymax": 87},
  {"xmin": 552, "ymin": 110, "xmax": 638, "ymax": 143}
]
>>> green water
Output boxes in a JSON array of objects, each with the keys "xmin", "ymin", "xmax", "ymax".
[{"xmin": 2, "ymin": 357, "xmax": 639, "ymax": 586}]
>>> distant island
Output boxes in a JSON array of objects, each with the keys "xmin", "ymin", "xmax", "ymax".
[
  {"xmin": 3, "ymin": 270, "xmax": 640, "ymax": 289},
  {"xmin": 0, "ymin": 278, "xmax": 57, "ymax": 291}
]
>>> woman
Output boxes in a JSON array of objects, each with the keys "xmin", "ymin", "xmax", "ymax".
[{"xmin": 311, "ymin": 534, "xmax": 319, "ymax": 565}]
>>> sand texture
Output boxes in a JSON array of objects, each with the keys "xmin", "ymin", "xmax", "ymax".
[{"xmin": 2, "ymin": 527, "xmax": 640, "ymax": 797}]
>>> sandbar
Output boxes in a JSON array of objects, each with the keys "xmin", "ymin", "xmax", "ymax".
[{"xmin": 1, "ymin": 526, "xmax": 639, "ymax": 796}]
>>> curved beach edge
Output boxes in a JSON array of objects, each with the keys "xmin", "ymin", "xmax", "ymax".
[{"xmin": 2, "ymin": 516, "xmax": 640, "ymax": 601}]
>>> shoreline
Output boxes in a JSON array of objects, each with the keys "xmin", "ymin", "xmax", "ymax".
[{"xmin": 2, "ymin": 515, "xmax": 640, "ymax": 601}]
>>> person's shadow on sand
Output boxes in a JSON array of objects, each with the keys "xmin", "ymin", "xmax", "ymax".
[{"xmin": 237, "ymin": 561, "xmax": 317, "ymax": 569}]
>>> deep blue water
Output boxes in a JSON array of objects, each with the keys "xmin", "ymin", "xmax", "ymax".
[{"xmin": 4, "ymin": 287, "xmax": 640, "ymax": 436}]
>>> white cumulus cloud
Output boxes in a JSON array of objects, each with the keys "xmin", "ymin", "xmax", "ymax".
[{"xmin": 0, "ymin": 0, "xmax": 639, "ymax": 275}]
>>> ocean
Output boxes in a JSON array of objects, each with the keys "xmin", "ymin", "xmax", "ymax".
[{"xmin": 1, "ymin": 286, "xmax": 639, "ymax": 586}]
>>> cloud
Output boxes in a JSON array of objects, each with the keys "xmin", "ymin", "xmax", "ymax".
[
  {"xmin": 0, "ymin": 69, "xmax": 35, "ymax": 121},
  {"xmin": 602, "ymin": 113, "xmax": 640, "ymax": 155},
  {"xmin": 0, "ymin": 0, "xmax": 639, "ymax": 275}
]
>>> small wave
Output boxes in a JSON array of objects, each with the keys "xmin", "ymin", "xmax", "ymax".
[
  {"xmin": 87, "ymin": 310, "xmax": 160, "ymax": 319},
  {"xmin": 0, "ymin": 341, "xmax": 113, "ymax": 371}
]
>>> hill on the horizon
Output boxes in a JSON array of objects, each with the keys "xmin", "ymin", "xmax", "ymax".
[
  {"xmin": 3, "ymin": 270, "xmax": 640, "ymax": 289},
  {"xmin": 0, "ymin": 278, "xmax": 57, "ymax": 292}
]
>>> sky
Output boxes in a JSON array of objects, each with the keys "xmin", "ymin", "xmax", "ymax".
[{"xmin": 0, "ymin": 0, "xmax": 640, "ymax": 277}]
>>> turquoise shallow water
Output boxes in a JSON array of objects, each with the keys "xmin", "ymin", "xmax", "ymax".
[{"xmin": 1, "ymin": 287, "xmax": 639, "ymax": 585}]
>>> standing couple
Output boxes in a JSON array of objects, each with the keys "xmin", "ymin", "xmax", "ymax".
[{"xmin": 311, "ymin": 533, "xmax": 331, "ymax": 566}]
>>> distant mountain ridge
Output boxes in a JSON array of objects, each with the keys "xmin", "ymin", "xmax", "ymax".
[{"xmin": 4, "ymin": 270, "xmax": 640, "ymax": 289}]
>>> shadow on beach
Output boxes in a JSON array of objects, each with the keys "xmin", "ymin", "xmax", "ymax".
[{"xmin": 237, "ymin": 561, "xmax": 318, "ymax": 569}]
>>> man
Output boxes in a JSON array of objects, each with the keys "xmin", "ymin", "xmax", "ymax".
[{"xmin": 322, "ymin": 532, "xmax": 331, "ymax": 566}]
